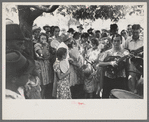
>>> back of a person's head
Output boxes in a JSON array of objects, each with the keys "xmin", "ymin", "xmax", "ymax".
[
  {"xmin": 73, "ymin": 32, "xmax": 80, "ymax": 39},
  {"xmin": 56, "ymin": 47, "xmax": 67, "ymax": 60},
  {"xmin": 81, "ymin": 32, "xmax": 89, "ymax": 39},
  {"xmin": 82, "ymin": 65, "xmax": 92, "ymax": 78},
  {"xmin": 110, "ymin": 24, "xmax": 118, "ymax": 32},
  {"xmin": 132, "ymin": 24, "xmax": 141, "ymax": 30},
  {"xmin": 95, "ymin": 30, "xmax": 100, "ymax": 33},
  {"xmin": 101, "ymin": 32, "xmax": 108, "ymax": 38},
  {"xmin": 91, "ymin": 38, "xmax": 99, "ymax": 46}
]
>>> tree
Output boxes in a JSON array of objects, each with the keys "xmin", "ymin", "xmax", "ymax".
[
  {"xmin": 6, "ymin": 5, "xmax": 59, "ymax": 57},
  {"xmin": 57, "ymin": 5, "xmax": 144, "ymax": 22},
  {"xmin": 17, "ymin": 5, "xmax": 59, "ymax": 56}
]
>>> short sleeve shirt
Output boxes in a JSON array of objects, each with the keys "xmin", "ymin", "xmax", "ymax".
[
  {"xmin": 98, "ymin": 48, "xmax": 127, "ymax": 79},
  {"xmin": 122, "ymin": 36, "xmax": 143, "ymax": 51}
]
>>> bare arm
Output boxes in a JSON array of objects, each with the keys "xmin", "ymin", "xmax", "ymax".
[
  {"xmin": 97, "ymin": 61, "xmax": 112, "ymax": 67},
  {"xmin": 56, "ymin": 69, "xmax": 70, "ymax": 80}
]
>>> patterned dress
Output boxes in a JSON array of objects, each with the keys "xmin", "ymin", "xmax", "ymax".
[{"xmin": 53, "ymin": 59, "xmax": 72, "ymax": 99}]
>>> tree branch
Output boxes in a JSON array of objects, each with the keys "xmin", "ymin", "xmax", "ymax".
[{"xmin": 30, "ymin": 5, "xmax": 59, "ymax": 13}]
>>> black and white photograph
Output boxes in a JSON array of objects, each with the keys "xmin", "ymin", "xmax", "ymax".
[{"xmin": 2, "ymin": 2, "xmax": 147, "ymax": 120}]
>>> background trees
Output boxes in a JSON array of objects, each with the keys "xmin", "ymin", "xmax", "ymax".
[{"xmin": 5, "ymin": 4, "xmax": 144, "ymax": 56}]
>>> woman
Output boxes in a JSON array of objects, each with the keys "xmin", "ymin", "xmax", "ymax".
[
  {"xmin": 97, "ymin": 34, "xmax": 128, "ymax": 98},
  {"xmin": 50, "ymin": 26, "xmax": 62, "ymax": 49},
  {"xmin": 53, "ymin": 48, "xmax": 71, "ymax": 99},
  {"xmin": 34, "ymin": 33, "xmax": 52, "ymax": 99}
]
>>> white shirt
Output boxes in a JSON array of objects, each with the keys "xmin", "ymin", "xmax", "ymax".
[{"xmin": 5, "ymin": 88, "xmax": 25, "ymax": 99}]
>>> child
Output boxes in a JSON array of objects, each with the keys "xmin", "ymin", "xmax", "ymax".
[
  {"xmin": 82, "ymin": 64, "xmax": 97, "ymax": 99},
  {"xmin": 53, "ymin": 47, "xmax": 71, "ymax": 99},
  {"xmin": 24, "ymin": 74, "xmax": 42, "ymax": 99}
]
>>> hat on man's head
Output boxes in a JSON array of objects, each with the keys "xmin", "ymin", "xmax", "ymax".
[
  {"xmin": 6, "ymin": 50, "xmax": 35, "ymax": 77},
  {"xmin": 6, "ymin": 23, "xmax": 25, "ymax": 41},
  {"xmin": 132, "ymin": 24, "xmax": 141, "ymax": 30},
  {"xmin": 87, "ymin": 28, "xmax": 94, "ymax": 32},
  {"xmin": 43, "ymin": 24, "xmax": 50, "ymax": 30},
  {"xmin": 61, "ymin": 34, "xmax": 71, "ymax": 42},
  {"xmin": 77, "ymin": 24, "xmax": 84, "ymax": 29},
  {"xmin": 110, "ymin": 24, "xmax": 118, "ymax": 32},
  {"xmin": 67, "ymin": 28, "xmax": 75, "ymax": 34},
  {"xmin": 81, "ymin": 32, "xmax": 89, "ymax": 39},
  {"xmin": 32, "ymin": 25, "xmax": 41, "ymax": 33}
]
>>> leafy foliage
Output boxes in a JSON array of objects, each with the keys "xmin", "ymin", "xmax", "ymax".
[{"xmin": 57, "ymin": 5, "xmax": 144, "ymax": 22}]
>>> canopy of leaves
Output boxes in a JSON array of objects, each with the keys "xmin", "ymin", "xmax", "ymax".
[{"xmin": 57, "ymin": 5, "xmax": 144, "ymax": 22}]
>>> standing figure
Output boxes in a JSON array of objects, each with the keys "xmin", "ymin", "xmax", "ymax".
[
  {"xmin": 97, "ymin": 34, "xmax": 128, "ymax": 98},
  {"xmin": 6, "ymin": 50, "xmax": 35, "ymax": 99},
  {"xmin": 82, "ymin": 64, "xmax": 97, "ymax": 99},
  {"xmin": 53, "ymin": 48, "xmax": 71, "ymax": 99},
  {"xmin": 77, "ymin": 24, "xmax": 84, "ymax": 34},
  {"xmin": 34, "ymin": 33, "xmax": 52, "ymax": 99},
  {"xmin": 122, "ymin": 24, "xmax": 143, "ymax": 94}
]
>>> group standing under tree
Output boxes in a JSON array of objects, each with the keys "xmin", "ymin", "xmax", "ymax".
[{"xmin": 6, "ymin": 20, "xmax": 144, "ymax": 99}]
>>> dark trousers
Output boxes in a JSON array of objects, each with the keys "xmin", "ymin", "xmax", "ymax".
[
  {"xmin": 70, "ymin": 84, "xmax": 85, "ymax": 99},
  {"xmin": 102, "ymin": 76, "xmax": 127, "ymax": 98}
]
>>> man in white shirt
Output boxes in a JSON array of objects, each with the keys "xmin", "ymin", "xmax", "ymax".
[{"xmin": 122, "ymin": 24, "xmax": 143, "ymax": 93}]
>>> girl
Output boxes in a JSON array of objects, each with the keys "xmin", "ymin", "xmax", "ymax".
[
  {"xmin": 53, "ymin": 47, "xmax": 71, "ymax": 99},
  {"xmin": 34, "ymin": 33, "xmax": 52, "ymax": 99}
]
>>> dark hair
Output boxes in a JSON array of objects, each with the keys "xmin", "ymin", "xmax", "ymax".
[
  {"xmin": 95, "ymin": 30, "xmax": 100, "ymax": 33},
  {"xmin": 38, "ymin": 32, "xmax": 48, "ymax": 42},
  {"xmin": 51, "ymin": 26, "xmax": 60, "ymax": 36},
  {"xmin": 91, "ymin": 38, "xmax": 99, "ymax": 46},
  {"xmin": 121, "ymin": 30, "xmax": 127, "ymax": 35},
  {"xmin": 111, "ymin": 33, "xmax": 122, "ymax": 43},
  {"xmin": 82, "ymin": 65, "xmax": 91, "ymax": 78},
  {"xmin": 101, "ymin": 32, "xmax": 108, "ymax": 38},
  {"xmin": 73, "ymin": 32, "xmax": 80, "ymax": 39},
  {"xmin": 81, "ymin": 32, "xmax": 89, "ymax": 39},
  {"xmin": 56, "ymin": 47, "xmax": 67, "ymax": 60},
  {"xmin": 110, "ymin": 24, "xmax": 118, "ymax": 32},
  {"xmin": 53, "ymin": 26, "xmax": 60, "ymax": 32},
  {"xmin": 127, "ymin": 24, "xmax": 132, "ymax": 28},
  {"xmin": 132, "ymin": 24, "xmax": 141, "ymax": 30}
]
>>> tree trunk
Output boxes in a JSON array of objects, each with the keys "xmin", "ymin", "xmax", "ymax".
[
  {"xmin": 18, "ymin": 6, "xmax": 34, "ymax": 57},
  {"xmin": 17, "ymin": 5, "xmax": 59, "ymax": 57}
]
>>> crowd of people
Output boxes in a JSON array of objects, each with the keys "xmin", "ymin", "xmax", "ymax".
[{"xmin": 6, "ymin": 20, "xmax": 144, "ymax": 99}]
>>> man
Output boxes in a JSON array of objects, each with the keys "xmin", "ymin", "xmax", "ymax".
[
  {"xmin": 87, "ymin": 28, "xmax": 95, "ymax": 40},
  {"xmin": 6, "ymin": 50, "xmax": 35, "ymax": 99},
  {"xmin": 6, "ymin": 22, "xmax": 26, "ymax": 53},
  {"xmin": 127, "ymin": 24, "xmax": 132, "ymax": 37},
  {"xmin": 67, "ymin": 28, "xmax": 75, "ymax": 38},
  {"xmin": 32, "ymin": 25, "xmax": 41, "ymax": 44},
  {"xmin": 122, "ymin": 24, "xmax": 143, "ymax": 93},
  {"xmin": 43, "ymin": 24, "xmax": 51, "ymax": 33},
  {"xmin": 77, "ymin": 24, "xmax": 84, "ymax": 34},
  {"xmin": 43, "ymin": 24, "xmax": 51, "ymax": 37},
  {"xmin": 97, "ymin": 34, "xmax": 128, "ymax": 98},
  {"xmin": 95, "ymin": 30, "xmax": 101, "ymax": 41},
  {"xmin": 6, "ymin": 21, "xmax": 41, "ymax": 99},
  {"xmin": 80, "ymin": 33, "xmax": 92, "ymax": 57}
]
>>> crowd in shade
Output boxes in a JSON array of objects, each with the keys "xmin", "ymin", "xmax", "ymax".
[{"xmin": 6, "ymin": 20, "xmax": 144, "ymax": 99}]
